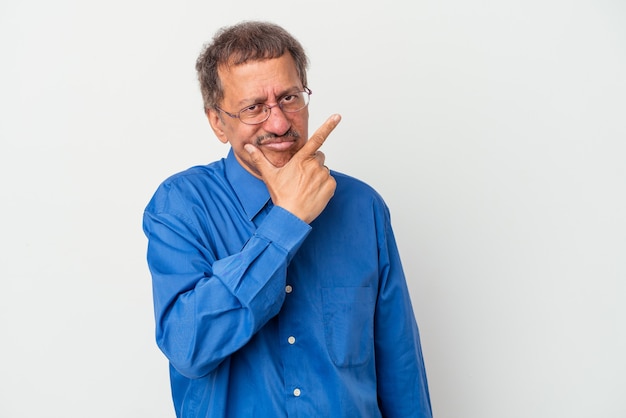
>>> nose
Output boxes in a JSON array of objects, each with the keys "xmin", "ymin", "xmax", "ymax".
[{"xmin": 262, "ymin": 103, "xmax": 291, "ymax": 136}]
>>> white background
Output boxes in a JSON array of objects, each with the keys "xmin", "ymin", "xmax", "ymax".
[{"xmin": 1, "ymin": 0, "xmax": 625, "ymax": 417}]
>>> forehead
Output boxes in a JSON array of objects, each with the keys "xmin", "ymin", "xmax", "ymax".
[{"xmin": 218, "ymin": 54, "xmax": 302, "ymax": 105}]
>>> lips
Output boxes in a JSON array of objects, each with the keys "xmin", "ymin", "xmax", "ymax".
[
  {"xmin": 258, "ymin": 136, "xmax": 293, "ymax": 145},
  {"xmin": 259, "ymin": 138, "xmax": 297, "ymax": 151},
  {"xmin": 256, "ymin": 130, "xmax": 300, "ymax": 149}
]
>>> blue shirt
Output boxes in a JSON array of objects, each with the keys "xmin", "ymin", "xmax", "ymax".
[{"xmin": 143, "ymin": 149, "xmax": 432, "ymax": 417}]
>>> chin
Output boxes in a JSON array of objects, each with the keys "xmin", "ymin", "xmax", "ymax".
[{"xmin": 268, "ymin": 156, "xmax": 293, "ymax": 168}]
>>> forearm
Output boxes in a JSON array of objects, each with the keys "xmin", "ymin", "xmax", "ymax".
[
  {"xmin": 145, "ymin": 206, "xmax": 310, "ymax": 378},
  {"xmin": 375, "ymin": 279, "xmax": 431, "ymax": 417}
]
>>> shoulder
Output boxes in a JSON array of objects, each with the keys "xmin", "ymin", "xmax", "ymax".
[
  {"xmin": 162, "ymin": 160, "xmax": 225, "ymax": 188},
  {"xmin": 145, "ymin": 160, "xmax": 227, "ymax": 213},
  {"xmin": 332, "ymin": 170, "xmax": 386, "ymax": 205},
  {"xmin": 329, "ymin": 170, "xmax": 390, "ymax": 217}
]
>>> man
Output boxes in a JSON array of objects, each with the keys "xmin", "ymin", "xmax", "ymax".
[{"xmin": 143, "ymin": 21, "xmax": 432, "ymax": 417}]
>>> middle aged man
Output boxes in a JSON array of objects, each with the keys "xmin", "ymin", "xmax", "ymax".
[{"xmin": 143, "ymin": 21, "xmax": 432, "ymax": 417}]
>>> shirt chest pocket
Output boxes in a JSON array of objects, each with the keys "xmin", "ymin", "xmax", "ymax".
[{"xmin": 321, "ymin": 286, "xmax": 375, "ymax": 367}]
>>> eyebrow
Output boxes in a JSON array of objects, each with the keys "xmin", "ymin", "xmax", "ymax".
[{"xmin": 234, "ymin": 86, "xmax": 302, "ymax": 108}]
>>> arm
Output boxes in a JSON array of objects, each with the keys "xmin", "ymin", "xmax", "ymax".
[
  {"xmin": 144, "ymin": 198, "xmax": 310, "ymax": 379},
  {"xmin": 374, "ymin": 204, "xmax": 432, "ymax": 418}
]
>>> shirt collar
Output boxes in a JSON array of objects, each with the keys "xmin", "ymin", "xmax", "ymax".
[{"xmin": 225, "ymin": 148, "xmax": 271, "ymax": 221}]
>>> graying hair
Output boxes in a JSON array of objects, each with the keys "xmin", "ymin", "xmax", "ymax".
[{"xmin": 195, "ymin": 21, "xmax": 309, "ymax": 111}]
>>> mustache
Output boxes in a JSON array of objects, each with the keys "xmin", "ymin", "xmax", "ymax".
[{"xmin": 256, "ymin": 129, "xmax": 300, "ymax": 145}]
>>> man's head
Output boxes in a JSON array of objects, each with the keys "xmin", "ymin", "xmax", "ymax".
[
  {"xmin": 196, "ymin": 21, "xmax": 312, "ymax": 177},
  {"xmin": 196, "ymin": 21, "xmax": 309, "ymax": 112}
]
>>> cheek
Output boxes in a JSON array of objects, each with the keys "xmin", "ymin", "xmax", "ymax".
[
  {"xmin": 226, "ymin": 125, "xmax": 260, "ymax": 147},
  {"xmin": 292, "ymin": 114, "xmax": 309, "ymax": 139}
]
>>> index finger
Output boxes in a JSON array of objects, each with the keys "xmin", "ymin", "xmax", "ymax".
[{"xmin": 298, "ymin": 114, "xmax": 342, "ymax": 157}]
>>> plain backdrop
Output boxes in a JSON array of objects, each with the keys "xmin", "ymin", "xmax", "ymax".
[{"xmin": 1, "ymin": 0, "xmax": 625, "ymax": 417}]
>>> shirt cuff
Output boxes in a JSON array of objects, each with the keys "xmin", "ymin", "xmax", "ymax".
[{"xmin": 254, "ymin": 206, "xmax": 311, "ymax": 260}]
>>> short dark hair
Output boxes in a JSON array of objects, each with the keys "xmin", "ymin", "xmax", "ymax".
[{"xmin": 195, "ymin": 21, "xmax": 309, "ymax": 111}]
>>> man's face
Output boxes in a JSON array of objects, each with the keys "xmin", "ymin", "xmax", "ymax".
[{"xmin": 207, "ymin": 53, "xmax": 309, "ymax": 178}]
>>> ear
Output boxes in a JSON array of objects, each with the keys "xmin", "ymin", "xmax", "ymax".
[{"xmin": 206, "ymin": 108, "xmax": 229, "ymax": 144}]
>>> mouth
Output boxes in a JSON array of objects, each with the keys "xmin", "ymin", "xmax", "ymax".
[
  {"xmin": 259, "ymin": 138, "xmax": 297, "ymax": 152},
  {"xmin": 256, "ymin": 129, "xmax": 300, "ymax": 149}
]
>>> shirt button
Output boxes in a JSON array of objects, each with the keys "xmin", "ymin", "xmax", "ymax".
[
  {"xmin": 293, "ymin": 388, "xmax": 301, "ymax": 397},
  {"xmin": 285, "ymin": 285, "xmax": 293, "ymax": 293},
  {"xmin": 288, "ymin": 336, "xmax": 296, "ymax": 345}
]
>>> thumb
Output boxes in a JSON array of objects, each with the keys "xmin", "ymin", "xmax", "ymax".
[{"xmin": 244, "ymin": 144, "xmax": 273, "ymax": 176}]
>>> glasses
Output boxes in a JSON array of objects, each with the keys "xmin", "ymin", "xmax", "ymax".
[{"xmin": 216, "ymin": 87, "xmax": 312, "ymax": 125}]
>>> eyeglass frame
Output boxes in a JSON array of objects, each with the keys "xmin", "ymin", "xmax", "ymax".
[{"xmin": 214, "ymin": 87, "xmax": 312, "ymax": 125}]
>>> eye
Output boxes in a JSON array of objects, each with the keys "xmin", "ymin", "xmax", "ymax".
[
  {"xmin": 240, "ymin": 103, "xmax": 263, "ymax": 115},
  {"xmin": 281, "ymin": 94, "xmax": 297, "ymax": 103}
]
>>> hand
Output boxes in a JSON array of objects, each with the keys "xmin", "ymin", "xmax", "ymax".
[{"xmin": 244, "ymin": 114, "xmax": 342, "ymax": 224}]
